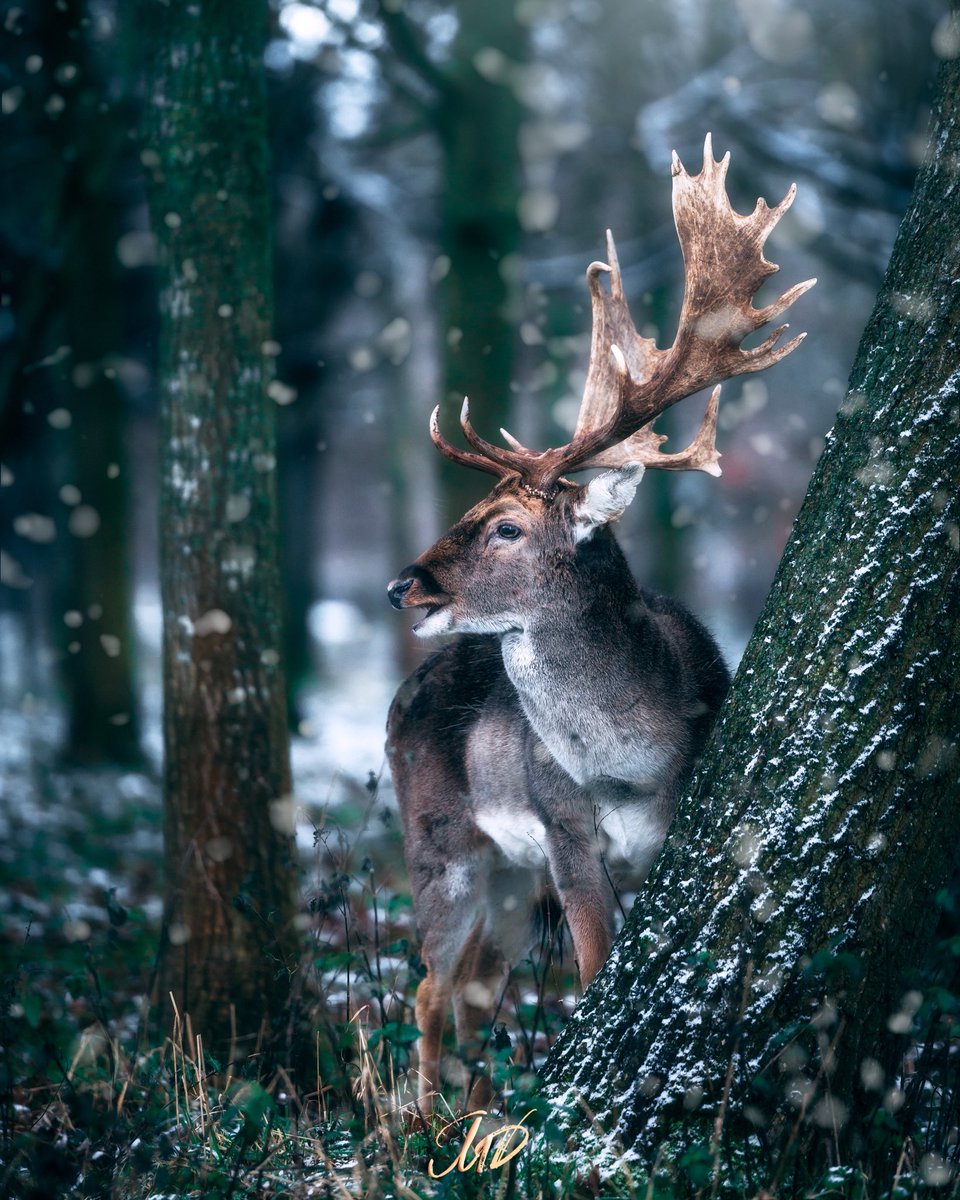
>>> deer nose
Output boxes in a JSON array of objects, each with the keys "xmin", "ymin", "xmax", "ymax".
[{"xmin": 387, "ymin": 577, "xmax": 414, "ymax": 610}]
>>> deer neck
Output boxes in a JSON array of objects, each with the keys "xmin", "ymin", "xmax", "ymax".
[{"xmin": 499, "ymin": 534, "xmax": 667, "ymax": 788}]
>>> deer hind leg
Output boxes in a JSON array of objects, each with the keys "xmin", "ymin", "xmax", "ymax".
[
  {"xmin": 410, "ymin": 864, "xmax": 488, "ymax": 1119},
  {"xmin": 451, "ymin": 924, "xmax": 502, "ymax": 1113},
  {"xmin": 412, "ymin": 965, "xmax": 452, "ymax": 1121},
  {"xmin": 452, "ymin": 864, "xmax": 539, "ymax": 1112}
]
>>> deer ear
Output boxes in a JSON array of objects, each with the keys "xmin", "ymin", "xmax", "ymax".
[{"xmin": 571, "ymin": 463, "xmax": 645, "ymax": 542}]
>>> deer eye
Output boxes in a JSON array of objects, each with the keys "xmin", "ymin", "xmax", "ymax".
[{"xmin": 495, "ymin": 522, "xmax": 523, "ymax": 541}]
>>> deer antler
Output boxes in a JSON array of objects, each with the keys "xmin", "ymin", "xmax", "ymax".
[{"xmin": 431, "ymin": 134, "xmax": 816, "ymax": 495}]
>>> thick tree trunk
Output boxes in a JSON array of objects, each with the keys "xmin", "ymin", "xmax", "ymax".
[
  {"xmin": 143, "ymin": 0, "xmax": 300, "ymax": 1053},
  {"xmin": 541, "ymin": 52, "xmax": 960, "ymax": 1184}
]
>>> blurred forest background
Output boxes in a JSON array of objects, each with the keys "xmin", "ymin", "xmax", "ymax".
[{"xmin": 1, "ymin": 0, "xmax": 951, "ymax": 792}]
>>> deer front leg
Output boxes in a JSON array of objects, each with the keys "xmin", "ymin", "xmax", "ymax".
[{"xmin": 544, "ymin": 822, "xmax": 615, "ymax": 987}]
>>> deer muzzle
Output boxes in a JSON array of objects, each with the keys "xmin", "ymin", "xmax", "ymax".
[
  {"xmin": 387, "ymin": 576, "xmax": 415, "ymax": 609},
  {"xmin": 387, "ymin": 565, "xmax": 449, "ymax": 612}
]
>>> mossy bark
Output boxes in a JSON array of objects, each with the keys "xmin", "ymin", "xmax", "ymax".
[
  {"xmin": 542, "ymin": 51, "xmax": 960, "ymax": 1182},
  {"xmin": 143, "ymin": 0, "xmax": 300, "ymax": 1055}
]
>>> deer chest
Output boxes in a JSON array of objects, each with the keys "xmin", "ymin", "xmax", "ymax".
[{"xmin": 500, "ymin": 631, "xmax": 676, "ymax": 791}]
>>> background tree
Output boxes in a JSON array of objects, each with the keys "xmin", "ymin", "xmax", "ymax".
[
  {"xmin": 268, "ymin": 53, "xmax": 361, "ymax": 720},
  {"xmin": 433, "ymin": 0, "xmax": 528, "ymax": 525},
  {"xmin": 53, "ymin": 0, "xmax": 141, "ymax": 764},
  {"xmin": 0, "ymin": 0, "xmax": 141, "ymax": 764},
  {"xmin": 143, "ymin": 0, "xmax": 300, "ymax": 1053},
  {"xmin": 374, "ymin": 0, "xmax": 530, "ymax": 527},
  {"xmin": 541, "ymin": 43, "xmax": 960, "ymax": 1186}
]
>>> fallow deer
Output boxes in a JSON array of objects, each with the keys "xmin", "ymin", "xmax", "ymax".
[{"xmin": 386, "ymin": 136, "xmax": 814, "ymax": 1116}]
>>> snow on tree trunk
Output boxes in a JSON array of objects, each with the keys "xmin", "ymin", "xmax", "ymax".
[
  {"xmin": 144, "ymin": 0, "xmax": 300, "ymax": 1053},
  {"xmin": 541, "ymin": 52, "xmax": 960, "ymax": 1182}
]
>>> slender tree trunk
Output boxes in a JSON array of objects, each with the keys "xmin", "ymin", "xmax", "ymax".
[
  {"xmin": 143, "ymin": 0, "xmax": 300, "ymax": 1053},
  {"xmin": 542, "ymin": 51, "xmax": 960, "ymax": 1184},
  {"xmin": 40, "ymin": 0, "xmax": 142, "ymax": 764},
  {"xmin": 268, "ymin": 63, "xmax": 356, "ymax": 718},
  {"xmin": 59, "ymin": 127, "xmax": 141, "ymax": 763},
  {"xmin": 435, "ymin": 0, "xmax": 527, "ymax": 526}
]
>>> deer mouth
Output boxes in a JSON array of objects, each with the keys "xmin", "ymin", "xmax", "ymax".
[{"xmin": 412, "ymin": 599, "xmax": 450, "ymax": 633}]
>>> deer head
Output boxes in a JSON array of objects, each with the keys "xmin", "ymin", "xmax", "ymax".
[{"xmin": 388, "ymin": 135, "xmax": 815, "ymax": 636}]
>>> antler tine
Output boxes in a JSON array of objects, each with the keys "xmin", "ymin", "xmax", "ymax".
[
  {"xmin": 669, "ymin": 384, "xmax": 723, "ymax": 476},
  {"xmin": 605, "ymin": 228, "xmax": 625, "ymax": 301},
  {"xmin": 579, "ymin": 385, "xmax": 722, "ymax": 477},
  {"xmin": 429, "ymin": 405, "xmax": 515, "ymax": 480},
  {"xmin": 458, "ymin": 399, "xmax": 525, "ymax": 472},
  {"xmin": 742, "ymin": 327, "xmax": 806, "ymax": 367},
  {"xmin": 572, "ymin": 234, "xmax": 662, "ymax": 447},
  {"xmin": 755, "ymin": 276, "xmax": 818, "ymax": 328}
]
